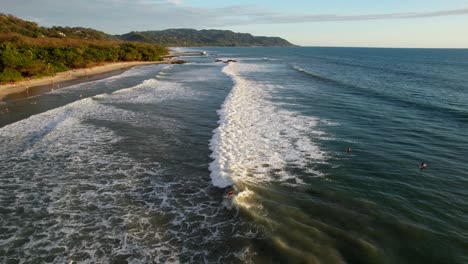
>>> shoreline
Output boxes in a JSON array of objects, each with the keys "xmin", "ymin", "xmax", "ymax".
[{"xmin": 0, "ymin": 60, "xmax": 170, "ymax": 102}]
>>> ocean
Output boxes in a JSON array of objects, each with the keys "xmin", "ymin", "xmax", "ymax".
[{"xmin": 1, "ymin": 47, "xmax": 467, "ymax": 263}]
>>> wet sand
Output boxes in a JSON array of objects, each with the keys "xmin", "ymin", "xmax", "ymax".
[{"xmin": 0, "ymin": 60, "xmax": 169, "ymax": 102}]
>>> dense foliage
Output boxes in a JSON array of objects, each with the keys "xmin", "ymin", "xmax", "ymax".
[
  {"xmin": 0, "ymin": 36, "xmax": 167, "ymax": 83},
  {"xmin": 119, "ymin": 29, "xmax": 294, "ymax": 47},
  {"xmin": 0, "ymin": 14, "xmax": 167, "ymax": 83}
]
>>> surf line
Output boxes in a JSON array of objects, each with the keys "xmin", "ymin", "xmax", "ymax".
[{"xmin": 208, "ymin": 63, "xmax": 238, "ymax": 188}]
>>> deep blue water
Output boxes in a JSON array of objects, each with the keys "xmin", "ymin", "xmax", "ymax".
[{"xmin": 1, "ymin": 47, "xmax": 467, "ymax": 263}]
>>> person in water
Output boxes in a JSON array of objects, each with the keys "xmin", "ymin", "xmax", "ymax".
[
  {"xmin": 224, "ymin": 190, "xmax": 234, "ymax": 199},
  {"xmin": 347, "ymin": 147, "xmax": 352, "ymax": 153},
  {"xmin": 420, "ymin": 162, "xmax": 427, "ymax": 170}
]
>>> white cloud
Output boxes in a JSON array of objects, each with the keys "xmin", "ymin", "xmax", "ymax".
[
  {"xmin": 2, "ymin": 1, "xmax": 468, "ymax": 34},
  {"xmin": 167, "ymin": 0, "xmax": 182, "ymax": 6},
  {"xmin": 255, "ymin": 8, "xmax": 468, "ymax": 24}
]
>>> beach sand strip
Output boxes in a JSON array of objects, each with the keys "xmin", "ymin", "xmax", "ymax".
[{"xmin": 0, "ymin": 60, "xmax": 169, "ymax": 101}]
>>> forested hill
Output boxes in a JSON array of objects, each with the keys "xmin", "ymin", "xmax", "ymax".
[
  {"xmin": 118, "ymin": 29, "xmax": 294, "ymax": 47},
  {"xmin": 0, "ymin": 14, "xmax": 116, "ymax": 41},
  {"xmin": 0, "ymin": 14, "xmax": 166, "ymax": 83}
]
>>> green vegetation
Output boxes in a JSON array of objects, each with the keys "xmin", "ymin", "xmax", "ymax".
[
  {"xmin": 119, "ymin": 29, "xmax": 294, "ymax": 47},
  {"xmin": 0, "ymin": 37, "xmax": 167, "ymax": 83},
  {"xmin": 0, "ymin": 14, "xmax": 167, "ymax": 83}
]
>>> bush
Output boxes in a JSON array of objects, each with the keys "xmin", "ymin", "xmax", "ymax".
[{"xmin": 0, "ymin": 68, "xmax": 22, "ymax": 82}]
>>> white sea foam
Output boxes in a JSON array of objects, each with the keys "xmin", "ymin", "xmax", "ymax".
[
  {"xmin": 0, "ymin": 66, "xmax": 256, "ymax": 263},
  {"xmin": 51, "ymin": 64, "xmax": 164, "ymax": 94},
  {"xmin": 0, "ymin": 97, "xmax": 167, "ymax": 263},
  {"xmin": 320, "ymin": 119, "xmax": 340, "ymax": 126},
  {"xmin": 209, "ymin": 62, "xmax": 327, "ymax": 188}
]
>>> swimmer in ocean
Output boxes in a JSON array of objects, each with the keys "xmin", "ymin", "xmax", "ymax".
[{"xmin": 420, "ymin": 162, "xmax": 427, "ymax": 170}]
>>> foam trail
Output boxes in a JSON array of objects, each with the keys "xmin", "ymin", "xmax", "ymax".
[
  {"xmin": 290, "ymin": 65, "xmax": 335, "ymax": 82},
  {"xmin": 209, "ymin": 62, "xmax": 326, "ymax": 188}
]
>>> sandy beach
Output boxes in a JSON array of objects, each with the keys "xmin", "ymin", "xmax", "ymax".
[{"xmin": 0, "ymin": 60, "xmax": 169, "ymax": 101}]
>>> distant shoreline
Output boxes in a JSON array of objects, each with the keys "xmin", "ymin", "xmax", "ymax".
[{"xmin": 0, "ymin": 60, "xmax": 170, "ymax": 102}]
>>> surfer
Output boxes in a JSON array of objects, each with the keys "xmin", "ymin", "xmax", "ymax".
[
  {"xmin": 222, "ymin": 188, "xmax": 236, "ymax": 210},
  {"xmin": 223, "ymin": 187, "xmax": 236, "ymax": 199},
  {"xmin": 420, "ymin": 162, "xmax": 427, "ymax": 170},
  {"xmin": 347, "ymin": 147, "xmax": 352, "ymax": 153}
]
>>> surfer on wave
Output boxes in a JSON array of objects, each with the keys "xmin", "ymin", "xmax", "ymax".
[{"xmin": 222, "ymin": 186, "xmax": 237, "ymax": 209}]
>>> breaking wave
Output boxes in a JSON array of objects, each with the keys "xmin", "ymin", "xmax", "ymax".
[{"xmin": 209, "ymin": 62, "xmax": 327, "ymax": 188}]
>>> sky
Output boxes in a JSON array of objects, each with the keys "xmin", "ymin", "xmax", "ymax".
[{"xmin": 2, "ymin": 0, "xmax": 468, "ymax": 48}]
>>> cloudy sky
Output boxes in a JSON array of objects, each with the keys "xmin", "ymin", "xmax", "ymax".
[{"xmin": 2, "ymin": 0, "xmax": 468, "ymax": 48}]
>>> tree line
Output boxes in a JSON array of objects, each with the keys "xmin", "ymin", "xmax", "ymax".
[{"xmin": 0, "ymin": 34, "xmax": 167, "ymax": 83}]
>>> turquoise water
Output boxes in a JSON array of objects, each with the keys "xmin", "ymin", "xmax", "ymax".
[{"xmin": 1, "ymin": 47, "xmax": 467, "ymax": 263}]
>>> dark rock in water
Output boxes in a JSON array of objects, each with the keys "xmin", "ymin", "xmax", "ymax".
[
  {"xmin": 224, "ymin": 59, "xmax": 237, "ymax": 63},
  {"xmin": 170, "ymin": 60, "xmax": 187, "ymax": 64}
]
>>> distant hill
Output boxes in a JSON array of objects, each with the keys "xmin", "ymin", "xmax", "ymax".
[{"xmin": 118, "ymin": 29, "xmax": 294, "ymax": 47}]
